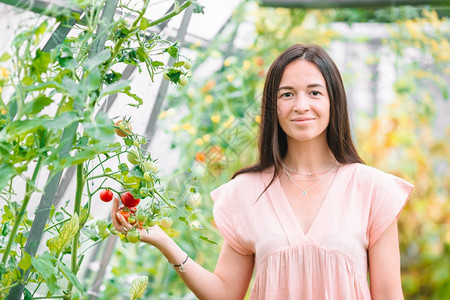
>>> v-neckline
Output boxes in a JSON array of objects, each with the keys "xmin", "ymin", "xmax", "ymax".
[
  {"xmin": 265, "ymin": 164, "xmax": 351, "ymax": 246},
  {"xmin": 278, "ymin": 167, "xmax": 339, "ymax": 237}
]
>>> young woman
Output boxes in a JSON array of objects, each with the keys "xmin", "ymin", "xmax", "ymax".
[{"xmin": 112, "ymin": 44, "xmax": 413, "ymax": 299}]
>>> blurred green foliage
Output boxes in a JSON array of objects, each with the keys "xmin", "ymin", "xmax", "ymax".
[{"xmin": 100, "ymin": 2, "xmax": 449, "ymax": 299}]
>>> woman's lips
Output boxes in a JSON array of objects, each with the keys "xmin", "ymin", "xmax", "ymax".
[{"xmin": 291, "ymin": 117, "xmax": 315, "ymax": 123}]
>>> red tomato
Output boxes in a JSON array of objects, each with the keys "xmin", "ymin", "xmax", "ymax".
[
  {"xmin": 114, "ymin": 120, "xmax": 132, "ymax": 137},
  {"xmin": 115, "ymin": 206, "xmax": 137, "ymax": 223},
  {"xmin": 121, "ymin": 192, "xmax": 140, "ymax": 207},
  {"xmin": 116, "ymin": 209, "xmax": 131, "ymax": 222},
  {"xmin": 99, "ymin": 189, "xmax": 113, "ymax": 202}
]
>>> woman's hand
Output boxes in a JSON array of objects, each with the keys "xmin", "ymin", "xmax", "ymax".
[{"xmin": 110, "ymin": 196, "xmax": 170, "ymax": 247}]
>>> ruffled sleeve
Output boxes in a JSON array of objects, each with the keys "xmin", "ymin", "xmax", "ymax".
[
  {"xmin": 368, "ymin": 171, "xmax": 414, "ymax": 248},
  {"xmin": 211, "ymin": 181, "xmax": 254, "ymax": 255}
]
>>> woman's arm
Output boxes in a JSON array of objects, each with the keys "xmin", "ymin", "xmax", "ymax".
[
  {"xmin": 368, "ymin": 219, "xmax": 404, "ymax": 300},
  {"xmin": 111, "ymin": 197, "xmax": 254, "ymax": 300}
]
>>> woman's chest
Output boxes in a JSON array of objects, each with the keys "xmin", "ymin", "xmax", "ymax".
[{"xmin": 247, "ymin": 187, "xmax": 370, "ymax": 267}]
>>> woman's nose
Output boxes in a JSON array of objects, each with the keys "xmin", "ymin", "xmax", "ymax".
[{"xmin": 293, "ymin": 95, "xmax": 310, "ymax": 112}]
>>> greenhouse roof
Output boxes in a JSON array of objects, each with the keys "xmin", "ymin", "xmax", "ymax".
[{"xmin": 260, "ymin": 0, "xmax": 450, "ymax": 8}]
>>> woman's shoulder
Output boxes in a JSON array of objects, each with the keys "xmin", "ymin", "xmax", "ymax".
[
  {"xmin": 211, "ymin": 169, "xmax": 268, "ymax": 201},
  {"xmin": 342, "ymin": 162, "xmax": 412, "ymax": 188}
]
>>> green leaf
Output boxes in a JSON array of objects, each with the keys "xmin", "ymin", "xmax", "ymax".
[
  {"xmin": 22, "ymin": 94, "xmax": 54, "ymax": 116},
  {"xmin": 0, "ymin": 164, "xmax": 15, "ymax": 192},
  {"xmin": 139, "ymin": 17, "xmax": 150, "ymax": 30},
  {"xmin": 118, "ymin": 163, "xmax": 129, "ymax": 172},
  {"xmin": 130, "ymin": 165, "xmax": 144, "ymax": 178},
  {"xmin": 31, "ymin": 254, "xmax": 57, "ymax": 294},
  {"xmin": 192, "ymin": 3, "xmax": 205, "ymax": 14},
  {"xmin": 105, "ymin": 70, "xmax": 122, "ymax": 84},
  {"xmin": 184, "ymin": 203, "xmax": 193, "ymax": 211},
  {"xmin": 85, "ymin": 68, "xmax": 101, "ymax": 91},
  {"xmin": 61, "ymin": 76, "xmax": 84, "ymax": 100},
  {"xmin": 84, "ymin": 49, "xmax": 111, "ymax": 71},
  {"xmin": 123, "ymin": 87, "xmax": 143, "ymax": 108},
  {"xmin": 76, "ymin": 135, "xmax": 89, "ymax": 147},
  {"xmin": 18, "ymin": 251, "xmax": 32, "ymax": 271},
  {"xmin": 31, "ymin": 49, "xmax": 51, "ymax": 75},
  {"xmin": 0, "ymin": 52, "xmax": 11, "ymax": 62},
  {"xmin": 99, "ymin": 79, "xmax": 132, "ymax": 99},
  {"xmin": 47, "ymin": 213, "xmax": 79, "ymax": 255},
  {"xmin": 55, "ymin": 147, "xmax": 97, "ymax": 168},
  {"xmin": 83, "ymin": 111, "xmax": 115, "ymax": 143},
  {"xmin": 24, "ymin": 288, "xmax": 32, "ymax": 300},
  {"xmin": 58, "ymin": 56, "xmax": 78, "ymax": 70},
  {"xmin": 166, "ymin": 68, "xmax": 181, "ymax": 83},
  {"xmin": 129, "ymin": 276, "xmax": 148, "ymax": 300},
  {"xmin": 173, "ymin": 61, "xmax": 184, "ymax": 68},
  {"xmin": 8, "ymin": 111, "xmax": 80, "ymax": 135},
  {"xmin": 179, "ymin": 216, "xmax": 189, "ymax": 225},
  {"xmin": 136, "ymin": 46, "xmax": 147, "ymax": 62},
  {"xmin": 151, "ymin": 61, "xmax": 164, "ymax": 68},
  {"xmin": 165, "ymin": 45, "xmax": 178, "ymax": 58},
  {"xmin": 79, "ymin": 202, "xmax": 90, "ymax": 225},
  {"xmin": 14, "ymin": 232, "xmax": 27, "ymax": 247},
  {"xmin": 56, "ymin": 260, "xmax": 84, "ymax": 293},
  {"xmin": 198, "ymin": 235, "xmax": 217, "ymax": 245}
]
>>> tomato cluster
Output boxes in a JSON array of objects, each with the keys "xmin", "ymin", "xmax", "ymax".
[
  {"xmin": 98, "ymin": 188, "xmax": 173, "ymax": 243},
  {"xmin": 96, "ymin": 116, "xmax": 177, "ymax": 244}
]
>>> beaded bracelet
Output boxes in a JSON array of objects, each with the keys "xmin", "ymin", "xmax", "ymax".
[{"xmin": 171, "ymin": 254, "xmax": 189, "ymax": 272}]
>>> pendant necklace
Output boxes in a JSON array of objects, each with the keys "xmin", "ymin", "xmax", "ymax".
[
  {"xmin": 282, "ymin": 161, "xmax": 337, "ymax": 176},
  {"xmin": 283, "ymin": 166, "xmax": 338, "ymax": 196}
]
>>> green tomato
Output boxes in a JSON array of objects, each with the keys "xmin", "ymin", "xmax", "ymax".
[
  {"xmin": 144, "ymin": 161, "xmax": 158, "ymax": 173},
  {"xmin": 160, "ymin": 217, "xmax": 173, "ymax": 228},
  {"xmin": 126, "ymin": 230, "xmax": 140, "ymax": 243},
  {"xmin": 139, "ymin": 137, "xmax": 147, "ymax": 144},
  {"xmin": 179, "ymin": 75, "xmax": 188, "ymax": 86},
  {"xmin": 183, "ymin": 61, "xmax": 192, "ymax": 69},
  {"xmin": 136, "ymin": 211, "xmax": 148, "ymax": 223},
  {"xmin": 139, "ymin": 187, "xmax": 148, "ymax": 197},
  {"xmin": 143, "ymin": 171, "xmax": 151, "ymax": 182},
  {"xmin": 128, "ymin": 215, "xmax": 136, "ymax": 224},
  {"xmin": 144, "ymin": 217, "xmax": 158, "ymax": 227},
  {"xmin": 151, "ymin": 202, "xmax": 161, "ymax": 215},
  {"xmin": 127, "ymin": 149, "xmax": 140, "ymax": 165},
  {"xmin": 133, "ymin": 140, "xmax": 140, "ymax": 147}
]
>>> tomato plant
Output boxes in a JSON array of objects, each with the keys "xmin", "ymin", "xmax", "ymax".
[{"xmin": 0, "ymin": 0, "xmax": 205, "ymax": 298}]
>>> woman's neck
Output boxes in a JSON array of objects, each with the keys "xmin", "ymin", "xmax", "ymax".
[{"xmin": 283, "ymin": 139, "xmax": 336, "ymax": 173}]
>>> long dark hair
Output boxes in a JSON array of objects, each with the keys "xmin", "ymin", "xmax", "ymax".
[{"xmin": 232, "ymin": 44, "xmax": 364, "ymax": 190}]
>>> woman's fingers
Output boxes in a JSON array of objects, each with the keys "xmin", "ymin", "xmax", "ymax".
[
  {"xmin": 111, "ymin": 197, "xmax": 118, "ymax": 222},
  {"xmin": 112, "ymin": 196, "xmax": 120, "ymax": 211},
  {"xmin": 116, "ymin": 213, "xmax": 132, "ymax": 230}
]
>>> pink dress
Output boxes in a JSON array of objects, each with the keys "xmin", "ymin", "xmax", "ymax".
[{"xmin": 210, "ymin": 163, "xmax": 413, "ymax": 299}]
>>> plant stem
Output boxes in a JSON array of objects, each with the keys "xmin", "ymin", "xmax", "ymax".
[
  {"xmin": 67, "ymin": 163, "xmax": 85, "ymax": 294},
  {"xmin": 1, "ymin": 152, "xmax": 43, "ymax": 265},
  {"xmin": 147, "ymin": 1, "xmax": 192, "ymax": 28}
]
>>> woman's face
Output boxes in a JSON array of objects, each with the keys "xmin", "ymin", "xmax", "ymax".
[{"xmin": 276, "ymin": 59, "xmax": 330, "ymax": 145}]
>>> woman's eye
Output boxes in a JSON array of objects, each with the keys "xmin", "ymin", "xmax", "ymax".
[
  {"xmin": 310, "ymin": 90, "xmax": 321, "ymax": 96},
  {"xmin": 281, "ymin": 92, "xmax": 293, "ymax": 98}
]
